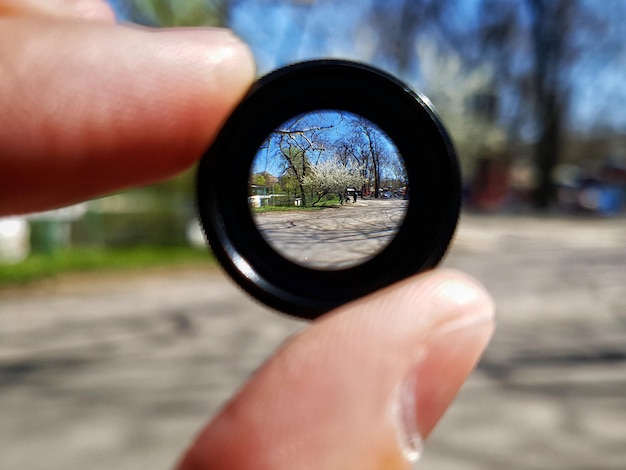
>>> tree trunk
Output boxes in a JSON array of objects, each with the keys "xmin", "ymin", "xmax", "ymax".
[
  {"xmin": 527, "ymin": 0, "xmax": 572, "ymax": 209},
  {"xmin": 533, "ymin": 94, "xmax": 562, "ymax": 209}
]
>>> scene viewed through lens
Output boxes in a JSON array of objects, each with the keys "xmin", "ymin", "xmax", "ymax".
[{"xmin": 249, "ymin": 110, "xmax": 408, "ymax": 270}]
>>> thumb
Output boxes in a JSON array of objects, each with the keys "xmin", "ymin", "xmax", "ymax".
[{"xmin": 178, "ymin": 269, "xmax": 495, "ymax": 470}]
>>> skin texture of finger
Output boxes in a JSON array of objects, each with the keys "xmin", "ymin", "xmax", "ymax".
[
  {"xmin": 0, "ymin": 0, "xmax": 115, "ymax": 22},
  {"xmin": 0, "ymin": 19, "xmax": 255, "ymax": 215},
  {"xmin": 178, "ymin": 269, "xmax": 495, "ymax": 470}
]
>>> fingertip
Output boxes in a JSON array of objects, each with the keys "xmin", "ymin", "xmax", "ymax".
[
  {"xmin": 0, "ymin": 22, "xmax": 256, "ymax": 215},
  {"xmin": 409, "ymin": 315, "xmax": 494, "ymax": 439},
  {"xmin": 134, "ymin": 26, "xmax": 257, "ymax": 168},
  {"xmin": 415, "ymin": 269, "xmax": 495, "ymax": 329},
  {"xmin": 189, "ymin": 28, "xmax": 257, "ymax": 142},
  {"xmin": 156, "ymin": 27, "xmax": 256, "ymax": 101},
  {"xmin": 321, "ymin": 268, "xmax": 495, "ymax": 342},
  {"xmin": 132, "ymin": 26, "xmax": 256, "ymax": 125},
  {"xmin": 177, "ymin": 269, "xmax": 494, "ymax": 469},
  {"xmin": 379, "ymin": 271, "xmax": 494, "ymax": 441}
]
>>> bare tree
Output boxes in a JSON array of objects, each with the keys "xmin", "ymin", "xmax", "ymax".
[
  {"xmin": 463, "ymin": 0, "xmax": 576, "ymax": 208},
  {"xmin": 253, "ymin": 110, "xmax": 405, "ymax": 205},
  {"xmin": 525, "ymin": 0, "xmax": 575, "ymax": 208},
  {"xmin": 348, "ymin": 116, "xmax": 395, "ymax": 198},
  {"xmin": 363, "ymin": 0, "xmax": 600, "ymax": 209},
  {"xmin": 257, "ymin": 112, "xmax": 335, "ymax": 206}
]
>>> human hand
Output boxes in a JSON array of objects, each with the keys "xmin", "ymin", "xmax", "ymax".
[
  {"xmin": 178, "ymin": 269, "xmax": 494, "ymax": 469},
  {"xmin": 0, "ymin": 0, "xmax": 254, "ymax": 215},
  {"xmin": 1, "ymin": 2, "xmax": 495, "ymax": 469}
]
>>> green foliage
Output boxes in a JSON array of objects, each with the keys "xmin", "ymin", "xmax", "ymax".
[
  {"xmin": 252, "ymin": 173, "xmax": 267, "ymax": 186},
  {"xmin": 123, "ymin": 0, "xmax": 227, "ymax": 27},
  {"xmin": 251, "ymin": 205, "xmax": 325, "ymax": 213},
  {"xmin": 0, "ymin": 246, "xmax": 215, "ymax": 287},
  {"xmin": 315, "ymin": 195, "xmax": 341, "ymax": 206},
  {"xmin": 66, "ymin": 206, "xmax": 193, "ymax": 247}
]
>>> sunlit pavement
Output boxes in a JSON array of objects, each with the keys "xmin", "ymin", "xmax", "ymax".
[
  {"xmin": 253, "ymin": 198, "xmax": 407, "ymax": 268},
  {"xmin": 432, "ymin": 213, "xmax": 626, "ymax": 469},
  {"xmin": 0, "ymin": 213, "xmax": 625, "ymax": 469}
]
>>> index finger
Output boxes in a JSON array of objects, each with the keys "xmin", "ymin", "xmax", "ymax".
[{"xmin": 0, "ymin": 18, "xmax": 255, "ymax": 215}]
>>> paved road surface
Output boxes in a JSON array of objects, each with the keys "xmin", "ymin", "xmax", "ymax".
[
  {"xmin": 1, "ymin": 213, "xmax": 625, "ymax": 469},
  {"xmin": 253, "ymin": 198, "xmax": 407, "ymax": 269}
]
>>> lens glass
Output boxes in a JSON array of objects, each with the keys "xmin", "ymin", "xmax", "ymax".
[{"xmin": 249, "ymin": 109, "xmax": 408, "ymax": 270}]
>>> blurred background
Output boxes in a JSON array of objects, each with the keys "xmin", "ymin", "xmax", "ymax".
[
  {"xmin": 1, "ymin": 1, "xmax": 625, "ymax": 469},
  {"xmin": 3, "ymin": 0, "xmax": 626, "ymax": 267}
]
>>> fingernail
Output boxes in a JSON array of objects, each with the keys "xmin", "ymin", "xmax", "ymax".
[
  {"xmin": 391, "ymin": 349, "xmax": 426, "ymax": 464},
  {"xmin": 392, "ymin": 316, "xmax": 494, "ymax": 464}
]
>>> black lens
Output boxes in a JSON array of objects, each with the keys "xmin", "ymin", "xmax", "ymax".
[{"xmin": 196, "ymin": 60, "xmax": 461, "ymax": 320}]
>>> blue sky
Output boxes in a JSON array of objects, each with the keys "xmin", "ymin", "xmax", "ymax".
[
  {"xmin": 229, "ymin": 1, "xmax": 374, "ymax": 74},
  {"xmin": 252, "ymin": 110, "xmax": 402, "ymax": 179},
  {"xmin": 108, "ymin": 0, "xmax": 626, "ymax": 135},
  {"xmin": 227, "ymin": 0, "xmax": 626, "ymax": 134}
]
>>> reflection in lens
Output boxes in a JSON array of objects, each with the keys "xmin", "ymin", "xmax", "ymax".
[{"xmin": 249, "ymin": 110, "xmax": 408, "ymax": 270}]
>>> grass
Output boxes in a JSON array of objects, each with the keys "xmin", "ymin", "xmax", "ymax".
[
  {"xmin": 252, "ymin": 198, "xmax": 342, "ymax": 213},
  {"xmin": 251, "ymin": 205, "xmax": 329, "ymax": 213},
  {"xmin": 0, "ymin": 245, "xmax": 216, "ymax": 287}
]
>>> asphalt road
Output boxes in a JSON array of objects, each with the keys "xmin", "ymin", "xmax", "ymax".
[
  {"xmin": 1, "ymin": 213, "xmax": 625, "ymax": 469},
  {"xmin": 253, "ymin": 198, "xmax": 407, "ymax": 269}
]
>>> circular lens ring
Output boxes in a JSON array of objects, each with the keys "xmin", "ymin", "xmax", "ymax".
[{"xmin": 197, "ymin": 60, "xmax": 461, "ymax": 319}]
